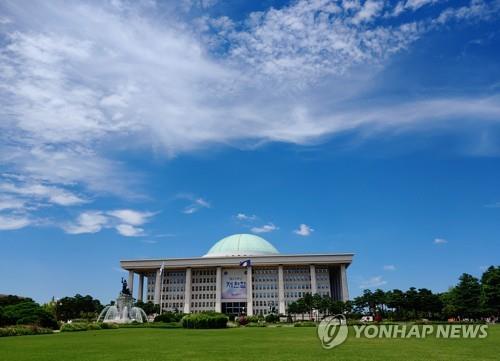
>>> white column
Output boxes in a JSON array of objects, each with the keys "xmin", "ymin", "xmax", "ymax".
[
  {"xmin": 183, "ymin": 268, "xmax": 192, "ymax": 314},
  {"xmin": 128, "ymin": 271, "xmax": 134, "ymax": 296},
  {"xmin": 215, "ymin": 267, "xmax": 222, "ymax": 313},
  {"xmin": 246, "ymin": 266, "xmax": 253, "ymax": 316},
  {"xmin": 154, "ymin": 270, "xmax": 161, "ymax": 305},
  {"xmin": 278, "ymin": 265, "xmax": 285, "ymax": 315},
  {"xmin": 138, "ymin": 274, "xmax": 144, "ymax": 302},
  {"xmin": 310, "ymin": 264, "xmax": 317, "ymax": 295},
  {"xmin": 340, "ymin": 264, "xmax": 349, "ymax": 302}
]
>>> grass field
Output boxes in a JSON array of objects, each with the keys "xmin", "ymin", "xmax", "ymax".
[{"xmin": 1, "ymin": 325, "xmax": 499, "ymax": 361}]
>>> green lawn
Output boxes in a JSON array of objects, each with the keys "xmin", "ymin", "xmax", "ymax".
[{"xmin": 1, "ymin": 326, "xmax": 499, "ymax": 361}]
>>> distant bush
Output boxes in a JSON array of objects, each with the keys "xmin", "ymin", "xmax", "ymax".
[
  {"xmin": 246, "ymin": 322, "xmax": 266, "ymax": 327},
  {"xmin": 246, "ymin": 315, "xmax": 263, "ymax": 323},
  {"xmin": 60, "ymin": 322, "xmax": 101, "ymax": 332},
  {"xmin": 265, "ymin": 314, "xmax": 280, "ymax": 323},
  {"xmin": 181, "ymin": 312, "xmax": 228, "ymax": 329},
  {"xmin": 154, "ymin": 312, "xmax": 185, "ymax": 323},
  {"xmin": 293, "ymin": 321, "xmax": 316, "ymax": 327},
  {"xmin": 119, "ymin": 322, "xmax": 181, "ymax": 328},
  {"xmin": 0, "ymin": 300, "xmax": 58, "ymax": 329},
  {"xmin": 237, "ymin": 316, "xmax": 248, "ymax": 326},
  {"xmin": 99, "ymin": 322, "xmax": 120, "ymax": 329},
  {"xmin": 0, "ymin": 325, "xmax": 53, "ymax": 337}
]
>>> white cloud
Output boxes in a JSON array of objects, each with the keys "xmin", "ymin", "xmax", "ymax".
[
  {"xmin": 115, "ymin": 223, "xmax": 144, "ymax": 237},
  {"xmin": 0, "ymin": 182, "xmax": 85, "ymax": 206},
  {"xmin": 181, "ymin": 197, "xmax": 211, "ymax": 214},
  {"xmin": 352, "ymin": 0, "xmax": 384, "ymax": 24},
  {"xmin": 63, "ymin": 208, "xmax": 154, "ymax": 236},
  {"xmin": 294, "ymin": 223, "xmax": 314, "ymax": 236},
  {"xmin": 107, "ymin": 209, "xmax": 153, "ymax": 226},
  {"xmin": 434, "ymin": 237, "xmax": 448, "ymax": 244},
  {"xmin": 0, "ymin": 214, "xmax": 31, "ymax": 230},
  {"xmin": 484, "ymin": 202, "xmax": 500, "ymax": 208},
  {"xmin": 0, "ymin": 0, "xmax": 499, "ymax": 209},
  {"xmin": 359, "ymin": 275, "xmax": 387, "ymax": 289},
  {"xmin": 235, "ymin": 213, "xmax": 257, "ymax": 221},
  {"xmin": 390, "ymin": 0, "xmax": 442, "ymax": 16},
  {"xmin": 63, "ymin": 211, "xmax": 108, "ymax": 234},
  {"xmin": 383, "ymin": 264, "xmax": 396, "ymax": 271},
  {"xmin": 251, "ymin": 223, "xmax": 278, "ymax": 234},
  {"xmin": 0, "ymin": 196, "xmax": 25, "ymax": 211}
]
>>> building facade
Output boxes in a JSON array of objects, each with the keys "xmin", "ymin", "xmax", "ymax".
[{"xmin": 120, "ymin": 234, "xmax": 353, "ymax": 316}]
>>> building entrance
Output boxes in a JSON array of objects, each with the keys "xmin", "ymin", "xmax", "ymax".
[{"xmin": 221, "ymin": 302, "xmax": 247, "ymax": 317}]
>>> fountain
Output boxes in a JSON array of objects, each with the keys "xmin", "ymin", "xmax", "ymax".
[{"xmin": 97, "ymin": 278, "xmax": 148, "ymax": 323}]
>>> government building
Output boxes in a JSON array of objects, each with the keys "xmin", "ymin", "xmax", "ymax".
[{"xmin": 120, "ymin": 234, "xmax": 353, "ymax": 316}]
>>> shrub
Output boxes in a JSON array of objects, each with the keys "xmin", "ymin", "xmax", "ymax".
[
  {"xmin": 119, "ymin": 322, "xmax": 181, "ymax": 328},
  {"xmin": 181, "ymin": 312, "xmax": 228, "ymax": 329},
  {"xmin": 99, "ymin": 322, "xmax": 120, "ymax": 329},
  {"xmin": 246, "ymin": 322, "xmax": 266, "ymax": 327},
  {"xmin": 60, "ymin": 322, "xmax": 101, "ymax": 332},
  {"xmin": 237, "ymin": 316, "xmax": 248, "ymax": 326},
  {"xmin": 154, "ymin": 312, "xmax": 185, "ymax": 323},
  {"xmin": 0, "ymin": 300, "xmax": 58, "ymax": 329},
  {"xmin": 265, "ymin": 313, "xmax": 280, "ymax": 323},
  {"xmin": 0, "ymin": 325, "xmax": 53, "ymax": 337},
  {"xmin": 246, "ymin": 315, "xmax": 262, "ymax": 323},
  {"xmin": 294, "ymin": 321, "xmax": 316, "ymax": 327}
]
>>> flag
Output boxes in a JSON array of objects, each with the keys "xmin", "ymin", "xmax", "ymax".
[
  {"xmin": 239, "ymin": 259, "xmax": 251, "ymax": 268},
  {"xmin": 159, "ymin": 261, "xmax": 165, "ymax": 275}
]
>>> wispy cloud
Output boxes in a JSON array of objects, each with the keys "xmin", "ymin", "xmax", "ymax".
[
  {"xmin": 251, "ymin": 223, "xmax": 278, "ymax": 234},
  {"xmin": 115, "ymin": 223, "xmax": 144, "ymax": 237},
  {"xmin": 0, "ymin": 181, "xmax": 85, "ymax": 206},
  {"xmin": 235, "ymin": 213, "xmax": 257, "ymax": 221},
  {"xmin": 0, "ymin": 214, "xmax": 31, "ymax": 230},
  {"xmin": 0, "ymin": 0, "xmax": 499, "ymax": 218},
  {"xmin": 63, "ymin": 208, "xmax": 154, "ymax": 236},
  {"xmin": 434, "ymin": 237, "xmax": 448, "ymax": 244},
  {"xmin": 180, "ymin": 195, "xmax": 211, "ymax": 214},
  {"xmin": 359, "ymin": 275, "xmax": 387, "ymax": 289},
  {"xmin": 0, "ymin": 195, "xmax": 25, "ymax": 211},
  {"xmin": 107, "ymin": 209, "xmax": 154, "ymax": 226},
  {"xmin": 63, "ymin": 211, "xmax": 108, "ymax": 234},
  {"xmin": 293, "ymin": 223, "xmax": 314, "ymax": 236},
  {"xmin": 484, "ymin": 202, "xmax": 500, "ymax": 208},
  {"xmin": 383, "ymin": 264, "xmax": 396, "ymax": 271}
]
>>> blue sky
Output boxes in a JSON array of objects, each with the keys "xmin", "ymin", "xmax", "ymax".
[{"xmin": 0, "ymin": 0, "xmax": 499, "ymax": 304}]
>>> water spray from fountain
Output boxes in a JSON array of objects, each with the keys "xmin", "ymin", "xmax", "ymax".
[{"xmin": 97, "ymin": 278, "xmax": 148, "ymax": 323}]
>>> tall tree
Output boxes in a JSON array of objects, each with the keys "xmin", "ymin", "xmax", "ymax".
[
  {"xmin": 481, "ymin": 266, "xmax": 500, "ymax": 317},
  {"xmin": 453, "ymin": 273, "xmax": 482, "ymax": 319}
]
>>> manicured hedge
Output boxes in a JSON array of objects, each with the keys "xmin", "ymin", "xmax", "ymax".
[
  {"xmin": 181, "ymin": 312, "xmax": 228, "ymax": 329},
  {"xmin": 119, "ymin": 322, "xmax": 181, "ymax": 328},
  {"xmin": 154, "ymin": 312, "xmax": 185, "ymax": 323},
  {"xmin": 0, "ymin": 325, "xmax": 53, "ymax": 337},
  {"xmin": 293, "ymin": 321, "xmax": 316, "ymax": 327},
  {"xmin": 60, "ymin": 322, "xmax": 120, "ymax": 332},
  {"xmin": 265, "ymin": 314, "xmax": 280, "ymax": 323}
]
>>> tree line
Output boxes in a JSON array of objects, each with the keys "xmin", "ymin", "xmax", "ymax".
[{"xmin": 287, "ymin": 266, "xmax": 499, "ymax": 321}]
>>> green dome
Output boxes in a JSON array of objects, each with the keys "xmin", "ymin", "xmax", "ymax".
[{"xmin": 203, "ymin": 234, "xmax": 280, "ymax": 257}]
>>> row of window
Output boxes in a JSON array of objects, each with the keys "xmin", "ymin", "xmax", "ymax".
[
  {"xmin": 192, "ymin": 285, "xmax": 215, "ymax": 292},
  {"xmin": 192, "ymin": 277, "xmax": 216, "ymax": 284},
  {"xmin": 253, "ymin": 292, "xmax": 278, "ymax": 299},
  {"xmin": 192, "ymin": 293, "xmax": 215, "ymax": 300},
  {"xmin": 191, "ymin": 301, "xmax": 215, "ymax": 308},
  {"xmin": 253, "ymin": 300, "xmax": 276, "ymax": 307}
]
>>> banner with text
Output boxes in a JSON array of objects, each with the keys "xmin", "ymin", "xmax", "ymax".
[{"xmin": 222, "ymin": 269, "xmax": 247, "ymax": 299}]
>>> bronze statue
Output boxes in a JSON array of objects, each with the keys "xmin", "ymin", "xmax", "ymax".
[{"xmin": 121, "ymin": 277, "xmax": 131, "ymax": 295}]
